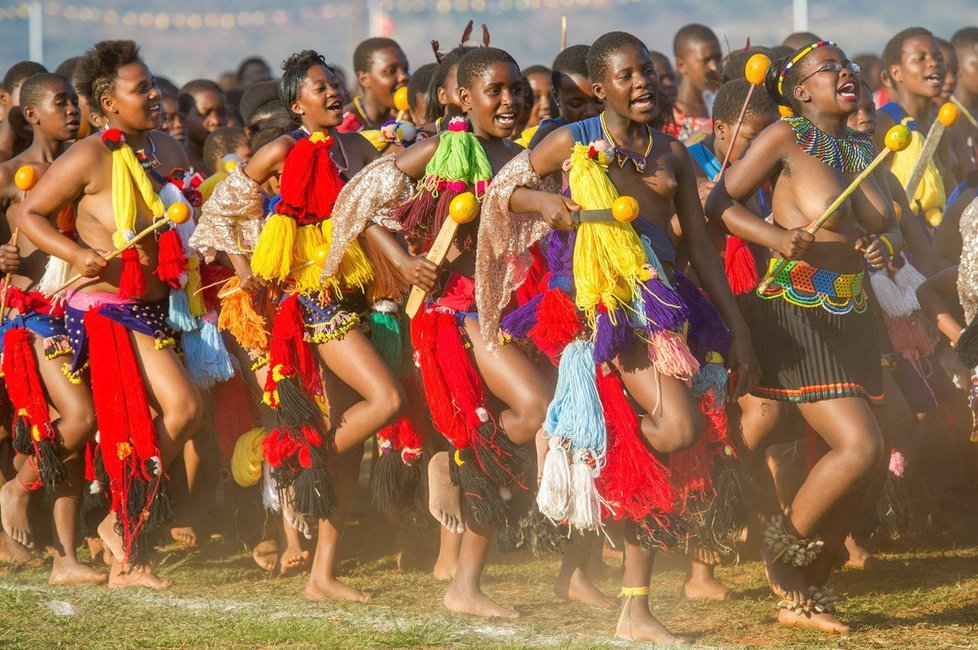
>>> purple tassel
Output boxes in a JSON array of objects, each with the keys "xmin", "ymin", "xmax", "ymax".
[
  {"xmin": 547, "ymin": 230, "xmax": 576, "ymax": 294},
  {"xmin": 501, "ymin": 293, "xmax": 543, "ymax": 340},
  {"xmin": 672, "ymin": 273, "xmax": 731, "ymax": 361},
  {"xmin": 640, "ymin": 277, "xmax": 688, "ymax": 334},
  {"xmin": 593, "ymin": 306, "xmax": 636, "ymax": 364}
]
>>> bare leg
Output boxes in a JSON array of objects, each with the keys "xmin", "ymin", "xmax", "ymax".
[
  {"xmin": 304, "ymin": 444, "xmax": 369, "ymax": 602},
  {"xmin": 433, "ymin": 524, "xmax": 462, "ymax": 581},
  {"xmin": 443, "ymin": 514, "xmax": 518, "ymax": 618},
  {"xmin": 554, "ymin": 532, "xmax": 617, "ymax": 609},
  {"xmin": 49, "ymin": 455, "xmax": 105, "ymax": 585},
  {"xmin": 682, "ymin": 550, "xmax": 729, "ymax": 601},
  {"xmin": 428, "ymin": 451, "xmax": 464, "ymax": 534},
  {"xmin": 280, "ymin": 511, "xmax": 310, "ymax": 575},
  {"xmin": 615, "ymin": 522, "xmax": 677, "ymax": 643}
]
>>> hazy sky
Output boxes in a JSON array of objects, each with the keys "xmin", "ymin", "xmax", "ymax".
[{"xmin": 0, "ymin": 0, "xmax": 971, "ymax": 84}]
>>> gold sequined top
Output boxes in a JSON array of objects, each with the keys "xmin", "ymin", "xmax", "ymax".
[
  {"xmin": 320, "ymin": 154, "xmax": 414, "ymax": 282},
  {"xmin": 958, "ymin": 196, "xmax": 978, "ymax": 324},
  {"xmin": 188, "ymin": 166, "xmax": 264, "ymax": 257},
  {"xmin": 475, "ymin": 149, "xmax": 558, "ymax": 348}
]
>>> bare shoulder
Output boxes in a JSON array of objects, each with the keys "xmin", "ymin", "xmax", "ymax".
[
  {"xmin": 337, "ymin": 131, "xmax": 379, "ymax": 171},
  {"xmin": 151, "ymin": 130, "xmax": 190, "ymax": 171},
  {"xmin": 395, "ymin": 134, "xmax": 441, "ymax": 179}
]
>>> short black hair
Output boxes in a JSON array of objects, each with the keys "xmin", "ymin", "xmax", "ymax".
[
  {"xmin": 19, "ymin": 73, "xmax": 74, "ymax": 111},
  {"xmin": 2, "ymin": 60, "xmax": 48, "ymax": 94},
  {"xmin": 280, "ymin": 50, "xmax": 332, "ymax": 120},
  {"xmin": 155, "ymin": 76, "xmax": 179, "ymax": 100},
  {"xmin": 882, "ymin": 27, "xmax": 935, "ymax": 71},
  {"xmin": 521, "ymin": 64, "xmax": 550, "ymax": 78},
  {"xmin": 74, "ymin": 40, "xmax": 143, "ymax": 110},
  {"xmin": 852, "ymin": 53, "xmax": 881, "ymax": 72},
  {"xmin": 203, "ymin": 126, "xmax": 247, "ymax": 173},
  {"xmin": 237, "ymin": 56, "xmax": 271, "ymax": 82},
  {"xmin": 673, "ymin": 23, "xmax": 719, "ymax": 59},
  {"xmin": 552, "ymin": 44, "xmax": 590, "ymax": 88},
  {"xmin": 721, "ymin": 47, "xmax": 773, "ymax": 83},
  {"xmin": 248, "ymin": 109, "xmax": 295, "ymax": 151},
  {"xmin": 588, "ymin": 31, "xmax": 647, "ymax": 82},
  {"xmin": 424, "ymin": 46, "xmax": 472, "ymax": 123},
  {"xmin": 952, "ymin": 27, "xmax": 978, "ymax": 52},
  {"xmin": 53, "ymin": 57, "xmax": 80, "ymax": 81},
  {"xmin": 178, "ymin": 79, "xmax": 224, "ymax": 115},
  {"xmin": 783, "ymin": 32, "xmax": 822, "ymax": 50},
  {"xmin": 239, "ymin": 79, "xmax": 283, "ymax": 125},
  {"xmin": 407, "ymin": 62, "xmax": 437, "ymax": 111},
  {"xmin": 712, "ymin": 77, "xmax": 778, "ymax": 124},
  {"xmin": 353, "ymin": 37, "xmax": 402, "ymax": 74},
  {"xmin": 456, "ymin": 47, "xmax": 519, "ymax": 91}
]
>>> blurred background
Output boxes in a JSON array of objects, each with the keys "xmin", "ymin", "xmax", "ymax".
[{"xmin": 0, "ymin": 0, "xmax": 970, "ymax": 85}]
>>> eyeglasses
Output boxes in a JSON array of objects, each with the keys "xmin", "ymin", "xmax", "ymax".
[{"xmin": 799, "ymin": 60, "xmax": 861, "ymax": 84}]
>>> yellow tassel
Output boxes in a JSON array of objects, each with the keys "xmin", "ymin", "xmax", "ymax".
[
  {"xmin": 185, "ymin": 255, "xmax": 207, "ymax": 317},
  {"xmin": 231, "ymin": 427, "xmax": 267, "ymax": 487},
  {"xmin": 110, "ymin": 145, "xmax": 165, "ymax": 248},
  {"xmin": 198, "ymin": 172, "xmax": 227, "ymax": 204},
  {"xmin": 321, "ymin": 219, "xmax": 374, "ymax": 297},
  {"xmin": 251, "ymin": 213, "xmax": 297, "ymax": 282},
  {"xmin": 887, "ymin": 119, "xmax": 946, "ymax": 227},
  {"xmin": 567, "ymin": 143, "xmax": 647, "ymax": 316},
  {"xmin": 291, "ymin": 224, "xmax": 327, "ymax": 293}
]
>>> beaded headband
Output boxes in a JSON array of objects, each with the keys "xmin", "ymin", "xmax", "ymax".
[{"xmin": 777, "ymin": 40, "xmax": 837, "ymax": 96}]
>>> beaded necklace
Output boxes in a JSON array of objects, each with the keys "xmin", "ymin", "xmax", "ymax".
[
  {"xmin": 600, "ymin": 112, "xmax": 653, "ymax": 172},
  {"xmin": 133, "ymin": 133, "xmax": 161, "ymax": 173},
  {"xmin": 784, "ymin": 116, "xmax": 875, "ymax": 173}
]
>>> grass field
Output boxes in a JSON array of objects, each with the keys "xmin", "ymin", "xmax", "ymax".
[{"xmin": 3, "ymin": 484, "xmax": 978, "ymax": 649}]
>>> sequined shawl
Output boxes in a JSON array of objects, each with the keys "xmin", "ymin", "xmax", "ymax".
[
  {"xmin": 959, "ymin": 196, "xmax": 978, "ymax": 324},
  {"xmin": 188, "ymin": 166, "xmax": 264, "ymax": 257},
  {"xmin": 320, "ymin": 154, "xmax": 415, "ymax": 281},
  {"xmin": 475, "ymin": 149, "xmax": 558, "ymax": 348}
]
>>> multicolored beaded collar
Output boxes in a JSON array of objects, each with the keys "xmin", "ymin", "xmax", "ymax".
[{"xmin": 784, "ymin": 116, "xmax": 876, "ymax": 173}]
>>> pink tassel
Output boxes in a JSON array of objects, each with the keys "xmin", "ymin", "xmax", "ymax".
[{"xmin": 648, "ymin": 330, "xmax": 699, "ymax": 381}]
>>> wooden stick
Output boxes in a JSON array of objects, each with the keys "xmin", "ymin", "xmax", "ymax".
[
  {"xmin": 756, "ymin": 146, "xmax": 896, "ymax": 293},
  {"xmin": 904, "ymin": 120, "xmax": 946, "ymax": 201},
  {"xmin": 950, "ymin": 95, "xmax": 977, "ymax": 128},
  {"xmin": 0, "ymin": 228, "xmax": 20, "ymax": 324},
  {"xmin": 560, "ymin": 15, "xmax": 567, "ymax": 51},
  {"xmin": 717, "ymin": 85, "xmax": 756, "ymax": 179},
  {"xmin": 46, "ymin": 217, "xmax": 173, "ymax": 298},
  {"xmin": 405, "ymin": 218, "xmax": 463, "ymax": 319}
]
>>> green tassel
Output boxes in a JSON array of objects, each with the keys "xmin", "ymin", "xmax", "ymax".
[
  {"xmin": 423, "ymin": 119, "xmax": 493, "ymax": 186},
  {"xmin": 369, "ymin": 307, "xmax": 404, "ymax": 375}
]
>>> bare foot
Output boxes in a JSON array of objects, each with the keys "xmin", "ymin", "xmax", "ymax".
[
  {"xmin": 279, "ymin": 545, "xmax": 310, "ymax": 576},
  {"xmin": 682, "ymin": 573, "xmax": 730, "ymax": 601},
  {"xmin": 97, "ymin": 512, "xmax": 124, "ymax": 563},
  {"xmin": 778, "ymin": 607, "xmax": 850, "ymax": 634},
  {"xmin": 108, "ymin": 561, "xmax": 171, "ymax": 590},
  {"xmin": 49, "ymin": 557, "xmax": 107, "ymax": 585},
  {"xmin": 555, "ymin": 569, "xmax": 617, "ymax": 609},
  {"xmin": 432, "ymin": 556, "xmax": 457, "ymax": 582},
  {"xmin": 282, "ymin": 496, "xmax": 312, "ymax": 540},
  {"xmin": 0, "ymin": 479, "xmax": 34, "ymax": 548},
  {"xmin": 168, "ymin": 525, "xmax": 198, "ymax": 547},
  {"xmin": 615, "ymin": 595, "xmax": 678, "ymax": 644},
  {"xmin": 252, "ymin": 539, "xmax": 279, "ymax": 572},
  {"xmin": 304, "ymin": 575, "xmax": 370, "ymax": 602},
  {"xmin": 428, "ymin": 452, "xmax": 464, "ymax": 534},
  {"xmin": 0, "ymin": 530, "xmax": 41, "ymax": 566},
  {"xmin": 444, "ymin": 582, "xmax": 519, "ymax": 618},
  {"xmin": 762, "ymin": 542, "xmax": 811, "ymax": 608}
]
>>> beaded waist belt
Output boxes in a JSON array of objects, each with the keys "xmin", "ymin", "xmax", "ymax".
[{"xmin": 758, "ymin": 260, "xmax": 866, "ymax": 314}]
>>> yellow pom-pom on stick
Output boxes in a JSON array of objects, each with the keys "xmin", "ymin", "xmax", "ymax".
[
  {"xmin": 717, "ymin": 54, "xmax": 772, "ymax": 179},
  {"xmin": 405, "ymin": 191, "xmax": 480, "ymax": 318},
  {"xmin": 904, "ymin": 104, "xmax": 955, "ymax": 201},
  {"xmin": 570, "ymin": 195, "xmax": 639, "ymax": 224},
  {"xmin": 393, "ymin": 86, "xmax": 410, "ymax": 121},
  {"xmin": 47, "ymin": 201, "xmax": 196, "ymax": 298},
  {"xmin": 14, "ymin": 165, "xmax": 38, "ymax": 192},
  {"xmin": 757, "ymin": 124, "xmax": 911, "ymax": 294}
]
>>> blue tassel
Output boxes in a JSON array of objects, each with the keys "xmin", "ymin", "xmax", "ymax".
[
  {"xmin": 183, "ymin": 318, "xmax": 235, "ymax": 388},
  {"xmin": 691, "ymin": 362, "xmax": 729, "ymax": 401},
  {"xmin": 168, "ymin": 288, "xmax": 195, "ymax": 332},
  {"xmin": 544, "ymin": 341, "xmax": 607, "ymax": 460}
]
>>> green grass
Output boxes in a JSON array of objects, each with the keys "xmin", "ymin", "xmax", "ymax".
[{"xmin": 3, "ymin": 496, "xmax": 978, "ymax": 649}]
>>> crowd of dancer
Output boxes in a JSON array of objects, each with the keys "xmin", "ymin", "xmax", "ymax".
[{"xmin": 1, "ymin": 17, "xmax": 977, "ymax": 642}]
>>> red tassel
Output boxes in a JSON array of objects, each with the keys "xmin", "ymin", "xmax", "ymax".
[
  {"xmin": 118, "ymin": 247, "xmax": 145, "ymax": 299},
  {"xmin": 276, "ymin": 135, "xmax": 344, "ymax": 225},
  {"xmin": 393, "ymin": 187, "xmax": 437, "ymax": 240},
  {"xmin": 1, "ymin": 328, "xmax": 59, "ymax": 472},
  {"xmin": 724, "ymin": 236, "xmax": 758, "ymax": 295},
  {"xmin": 154, "ymin": 229, "xmax": 187, "ymax": 288},
  {"xmin": 213, "ymin": 372, "xmax": 260, "ymax": 458},
  {"xmin": 528, "ymin": 288, "xmax": 583, "ymax": 364},
  {"xmin": 199, "ymin": 262, "xmax": 234, "ymax": 312},
  {"xmin": 805, "ymin": 424, "xmax": 824, "ymax": 471},
  {"xmin": 267, "ymin": 294, "xmax": 321, "ymax": 399},
  {"xmin": 595, "ymin": 367, "xmax": 674, "ymax": 520},
  {"xmin": 514, "ymin": 242, "xmax": 548, "ymax": 306}
]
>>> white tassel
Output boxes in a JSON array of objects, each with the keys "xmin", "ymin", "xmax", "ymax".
[
  {"xmin": 262, "ymin": 462, "xmax": 280, "ymax": 512},
  {"xmin": 894, "ymin": 261, "xmax": 927, "ymax": 294},
  {"xmin": 567, "ymin": 459, "xmax": 604, "ymax": 533},
  {"xmin": 537, "ymin": 438, "xmax": 572, "ymax": 522},
  {"xmin": 870, "ymin": 271, "xmax": 916, "ymax": 317},
  {"xmin": 37, "ymin": 255, "xmax": 72, "ymax": 301}
]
